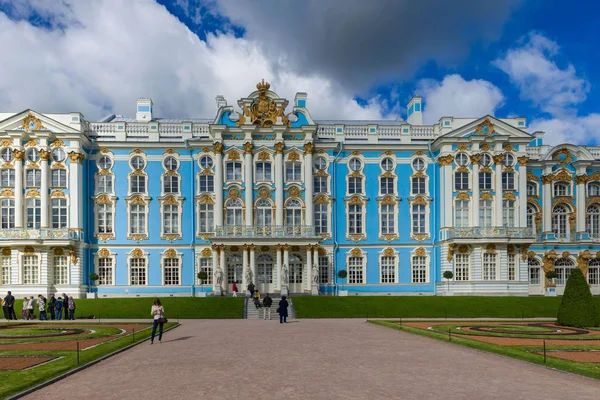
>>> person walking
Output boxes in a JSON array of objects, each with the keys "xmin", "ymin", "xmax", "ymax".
[
  {"xmin": 4, "ymin": 291, "xmax": 16, "ymax": 320},
  {"xmin": 150, "ymin": 298, "xmax": 166, "ymax": 344},
  {"xmin": 38, "ymin": 295, "xmax": 47, "ymax": 321},
  {"xmin": 55, "ymin": 297, "xmax": 64, "ymax": 320},
  {"xmin": 278, "ymin": 296, "xmax": 289, "ymax": 324},
  {"xmin": 48, "ymin": 295, "xmax": 56, "ymax": 321},
  {"xmin": 22, "ymin": 297, "xmax": 29, "ymax": 320},
  {"xmin": 232, "ymin": 282, "xmax": 238, "ymax": 297},
  {"xmin": 247, "ymin": 282, "xmax": 255, "ymax": 299},
  {"xmin": 68, "ymin": 297, "xmax": 76, "ymax": 320},
  {"xmin": 253, "ymin": 289, "xmax": 261, "ymax": 309},
  {"xmin": 262, "ymin": 293, "xmax": 272, "ymax": 320}
]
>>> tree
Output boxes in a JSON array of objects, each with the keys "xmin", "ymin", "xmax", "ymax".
[
  {"xmin": 197, "ymin": 271, "xmax": 209, "ymax": 293},
  {"xmin": 443, "ymin": 271, "xmax": 454, "ymax": 292},
  {"xmin": 337, "ymin": 270, "xmax": 347, "ymax": 291},
  {"xmin": 89, "ymin": 272, "xmax": 99, "ymax": 286},
  {"xmin": 557, "ymin": 268, "xmax": 600, "ymax": 327},
  {"xmin": 545, "ymin": 270, "xmax": 558, "ymax": 281}
]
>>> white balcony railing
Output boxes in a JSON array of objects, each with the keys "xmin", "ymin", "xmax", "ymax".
[
  {"xmin": 439, "ymin": 226, "xmax": 535, "ymax": 241},
  {"xmin": 214, "ymin": 225, "xmax": 316, "ymax": 238},
  {"xmin": 0, "ymin": 228, "xmax": 82, "ymax": 241}
]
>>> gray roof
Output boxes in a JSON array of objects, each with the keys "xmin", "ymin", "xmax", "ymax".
[
  {"xmin": 315, "ymin": 119, "xmax": 404, "ymax": 125},
  {"xmin": 98, "ymin": 115, "xmax": 212, "ymax": 124}
]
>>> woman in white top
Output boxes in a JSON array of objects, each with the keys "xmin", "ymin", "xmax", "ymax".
[{"xmin": 150, "ymin": 298, "xmax": 166, "ymax": 344}]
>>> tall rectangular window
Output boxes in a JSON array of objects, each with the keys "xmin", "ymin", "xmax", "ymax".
[
  {"xmin": 98, "ymin": 204, "xmax": 113, "ymax": 234},
  {"xmin": 318, "ymin": 256, "xmax": 329, "ymax": 284},
  {"xmin": 348, "ymin": 256, "xmax": 363, "ymax": 284},
  {"xmin": 381, "ymin": 256, "xmax": 396, "ymax": 283},
  {"xmin": 130, "ymin": 204, "xmax": 146, "ymax": 235},
  {"xmin": 26, "ymin": 169, "xmax": 41, "ymax": 188},
  {"xmin": 22, "ymin": 255, "xmax": 39, "ymax": 284},
  {"xmin": 1, "ymin": 169, "xmax": 15, "ymax": 187},
  {"xmin": 130, "ymin": 258, "xmax": 147, "ymax": 285},
  {"xmin": 412, "ymin": 177, "xmax": 426, "ymax": 195},
  {"xmin": 1, "ymin": 256, "xmax": 10, "ymax": 285},
  {"xmin": 51, "ymin": 198, "xmax": 68, "ymax": 229},
  {"xmin": 314, "ymin": 203, "xmax": 328, "ymax": 235},
  {"xmin": 163, "ymin": 204, "xmax": 179, "ymax": 235},
  {"xmin": 256, "ymin": 162, "xmax": 272, "ymax": 181},
  {"xmin": 51, "ymin": 169, "xmax": 67, "ymax": 188},
  {"xmin": 348, "ymin": 177, "xmax": 363, "ymax": 194},
  {"xmin": 380, "ymin": 204, "xmax": 395, "ymax": 234},
  {"xmin": 53, "ymin": 256, "xmax": 68, "ymax": 285},
  {"xmin": 163, "ymin": 175, "xmax": 179, "ymax": 193},
  {"xmin": 285, "ymin": 162, "xmax": 301, "ymax": 182},
  {"xmin": 199, "ymin": 175, "xmax": 214, "ymax": 192},
  {"xmin": 130, "ymin": 175, "xmax": 146, "ymax": 193},
  {"xmin": 164, "ymin": 258, "xmax": 180, "ymax": 285},
  {"xmin": 454, "ymin": 172, "xmax": 469, "ymax": 190},
  {"xmin": 198, "ymin": 203, "xmax": 214, "ymax": 233},
  {"xmin": 455, "ymin": 200, "xmax": 469, "ymax": 227},
  {"xmin": 479, "ymin": 172, "xmax": 492, "ymax": 190},
  {"xmin": 455, "ymin": 253, "xmax": 470, "ymax": 281},
  {"xmin": 502, "ymin": 172, "xmax": 515, "ymax": 190},
  {"xmin": 502, "ymin": 200, "xmax": 515, "ymax": 227},
  {"xmin": 482, "ymin": 253, "xmax": 497, "ymax": 280},
  {"xmin": 26, "ymin": 198, "xmax": 41, "ymax": 229},
  {"xmin": 1, "ymin": 199, "xmax": 15, "ymax": 229},
  {"xmin": 508, "ymin": 253, "xmax": 516, "ymax": 281},
  {"xmin": 479, "ymin": 200, "xmax": 493, "ymax": 227},
  {"xmin": 226, "ymin": 162, "xmax": 242, "ymax": 181},
  {"xmin": 314, "ymin": 176, "xmax": 328, "ymax": 193},
  {"xmin": 411, "ymin": 256, "xmax": 427, "ymax": 283},
  {"xmin": 380, "ymin": 177, "xmax": 394, "ymax": 195},
  {"xmin": 348, "ymin": 204, "xmax": 363, "ymax": 235},
  {"xmin": 97, "ymin": 174, "xmax": 113, "ymax": 194},
  {"xmin": 199, "ymin": 257, "xmax": 213, "ymax": 284},
  {"xmin": 412, "ymin": 204, "xmax": 426, "ymax": 234},
  {"xmin": 98, "ymin": 257, "xmax": 113, "ymax": 285}
]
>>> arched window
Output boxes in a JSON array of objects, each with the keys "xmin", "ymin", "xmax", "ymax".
[
  {"xmin": 554, "ymin": 257, "xmax": 575, "ymax": 285},
  {"xmin": 528, "ymin": 257, "xmax": 541, "ymax": 285},
  {"xmin": 289, "ymin": 254, "xmax": 303, "ymax": 283},
  {"xmin": 554, "ymin": 182, "xmax": 570, "ymax": 197},
  {"xmin": 257, "ymin": 254, "xmax": 273, "ymax": 284},
  {"xmin": 526, "ymin": 204, "xmax": 537, "ymax": 230},
  {"xmin": 552, "ymin": 204, "xmax": 570, "ymax": 239},
  {"xmin": 589, "ymin": 183, "xmax": 600, "ymax": 197},
  {"xmin": 589, "ymin": 258, "xmax": 600, "ymax": 285},
  {"xmin": 256, "ymin": 199, "xmax": 272, "ymax": 227},
  {"xmin": 587, "ymin": 204, "xmax": 600, "ymax": 238},
  {"xmin": 225, "ymin": 198, "xmax": 243, "ymax": 226},
  {"xmin": 285, "ymin": 199, "xmax": 302, "ymax": 227},
  {"xmin": 227, "ymin": 254, "xmax": 242, "ymax": 284},
  {"xmin": 527, "ymin": 182, "xmax": 537, "ymax": 196}
]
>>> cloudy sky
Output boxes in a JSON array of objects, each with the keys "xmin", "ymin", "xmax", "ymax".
[{"xmin": 0, "ymin": 0, "xmax": 599, "ymax": 145}]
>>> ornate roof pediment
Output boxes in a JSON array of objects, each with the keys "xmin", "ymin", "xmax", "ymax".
[
  {"xmin": 435, "ymin": 116, "xmax": 533, "ymax": 142},
  {"xmin": 0, "ymin": 110, "xmax": 81, "ymax": 134}
]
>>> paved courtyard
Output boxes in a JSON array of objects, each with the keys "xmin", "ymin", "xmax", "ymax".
[{"xmin": 25, "ymin": 319, "xmax": 600, "ymax": 400}]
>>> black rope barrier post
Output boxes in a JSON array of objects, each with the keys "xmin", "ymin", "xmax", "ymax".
[
  {"xmin": 543, "ymin": 340, "xmax": 546, "ymax": 363},
  {"xmin": 77, "ymin": 341, "xmax": 80, "ymax": 365}
]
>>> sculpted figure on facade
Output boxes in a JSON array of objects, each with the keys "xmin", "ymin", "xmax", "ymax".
[
  {"xmin": 214, "ymin": 268, "xmax": 223, "ymax": 290},
  {"xmin": 281, "ymin": 264, "xmax": 289, "ymax": 286},
  {"xmin": 312, "ymin": 264, "xmax": 319, "ymax": 285},
  {"xmin": 245, "ymin": 267, "xmax": 253, "ymax": 286}
]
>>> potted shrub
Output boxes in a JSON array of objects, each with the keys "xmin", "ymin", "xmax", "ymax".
[
  {"xmin": 197, "ymin": 271, "xmax": 209, "ymax": 297},
  {"xmin": 545, "ymin": 270, "xmax": 558, "ymax": 296},
  {"xmin": 338, "ymin": 270, "xmax": 348, "ymax": 296},
  {"xmin": 443, "ymin": 271, "xmax": 454, "ymax": 295},
  {"xmin": 87, "ymin": 272, "xmax": 99, "ymax": 298}
]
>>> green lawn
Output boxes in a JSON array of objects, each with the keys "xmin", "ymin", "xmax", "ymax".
[
  {"xmin": 15, "ymin": 297, "xmax": 244, "ymax": 320},
  {"xmin": 0, "ymin": 322, "xmax": 177, "ymax": 398},
  {"xmin": 292, "ymin": 296, "xmax": 600, "ymax": 319}
]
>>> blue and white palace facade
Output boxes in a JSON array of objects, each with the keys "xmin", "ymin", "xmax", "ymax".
[{"xmin": 1, "ymin": 81, "xmax": 599, "ymax": 298}]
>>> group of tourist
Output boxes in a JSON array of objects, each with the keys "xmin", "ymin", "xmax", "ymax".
[
  {"xmin": 231, "ymin": 283, "xmax": 289, "ymax": 323},
  {"xmin": 2, "ymin": 291, "xmax": 76, "ymax": 321}
]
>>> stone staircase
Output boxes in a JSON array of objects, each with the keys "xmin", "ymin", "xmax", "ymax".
[{"xmin": 245, "ymin": 297, "xmax": 294, "ymax": 320}]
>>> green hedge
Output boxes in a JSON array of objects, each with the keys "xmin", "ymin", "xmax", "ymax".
[{"xmin": 557, "ymin": 268, "xmax": 600, "ymax": 327}]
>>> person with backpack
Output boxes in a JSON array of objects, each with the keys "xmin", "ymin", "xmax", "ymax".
[
  {"xmin": 55, "ymin": 297, "xmax": 64, "ymax": 320},
  {"xmin": 38, "ymin": 295, "xmax": 47, "ymax": 320},
  {"xmin": 262, "ymin": 293, "xmax": 272, "ymax": 320},
  {"xmin": 48, "ymin": 295, "xmax": 56, "ymax": 320},
  {"xmin": 68, "ymin": 297, "xmax": 76, "ymax": 320}
]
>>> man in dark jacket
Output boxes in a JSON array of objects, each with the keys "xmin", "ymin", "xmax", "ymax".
[
  {"xmin": 62, "ymin": 293, "xmax": 68, "ymax": 319},
  {"xmin": 262, "ymin": 293, "xmax": 273, "ymax": 320},
  {"xmin": 48, "ymin": 295, "xmax": 56, "ymax": 320},
  {"xmin": 4, "ymin": 291, "xmax": 16, "ymax": 320},
  {"xmin": 278, "ymin": 296, "xmax": 289, "ymax": 324}
]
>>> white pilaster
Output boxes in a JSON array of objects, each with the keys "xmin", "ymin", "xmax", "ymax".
[
  {"xmin": 68, "ymin": 152, "xmax": 82, "ymax": 230},
  {"xmin": 220, "ymin": 246, "xmax": 226, "ymax": 293},
  {"xmin": 518, "ymin": 162, "xmax": 527, "ymax": 228},
  {"xmin": 242, "ymin": 245, "xmax": 248, "ymax": 289},
  {"xmin": 275, "ymin": 142, "xmax": 284, "ymax": 225},
  {"xmin": 313, "ymin": 246, "xmax": 319, "ymax": 288},
  {"xmin": 472, "ymin": 162, "xmax": 480, "ymax": 227},
  {"xmin": 40, "ymin": 150, "xmax": 49, "ymax": 228},
  {"xmin": 276, "ymin": 245, "xmax": 282, "ymax": 291},
  {"xmin": 211, "ymin": 247, "xmax": 219, "ymax": 292},
  {"xmin": 284, "ymin": 244, "xmax": 290, "ymax": 283},
  {"xmin": 495, "ymin": 159, "xmax": 503, "ymax": 226},
  {"xmin": 250, "ymin": 245, "xmax": 256, "ymax": 288},
  {"xmin": 304, "ymin": 143, "xmax": 314, "ymax": 226},
  {"xmin": 244, "ymin": 143, "xmax": 253, "ymax": 226},
  {"xmin": 542, "ymin": 165, "xmax": 552, "ymax": 234},
  {"xmin": 443, "ymin": 164, "xmax": 452, "ymax": 227},
  {"xmin": 576, "ymin": 166, "xmax": 586, "ymax": 234},
  {"xmin": 214, "ymin": 143, "xmax": 224, "ymax": 227},
  {"xmin": 14, "ymin": 150, "xmax": 23, "ymax": 228},
  {"xmin": 306, "ymin": 245, "xmax": 312, "ymax": 291}
]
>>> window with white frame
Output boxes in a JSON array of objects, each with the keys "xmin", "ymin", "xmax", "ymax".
[
  {"xmin": 285, "ymin": 199, "xmax": 302, "ymax": 227},
  {"xmin": 163, "ymin": 258, "xmax": 180, "ymax": 285},
  {"xmin": 412, "ymin": 158, "xmax": 425, "ymax": 172},
  {"xmin": 348, "ymin": 256, "xmax": 364, "ymax": 284},
  {"xmin": 256, "ymin": 162, "xmax": 272, "ymax": 181},
  {"xmin": 26, "ymin": 198, "xmax": 41, "ymax": 229},
  {"xmin": 480, "ymin": 153, "xmax": 492, "ymax": 167},
  {"xmin": 97, "ymin": 174, "xmax": 113, "ymax": 194},
  {"xmin": 198, "ymin": 257, "xmax": 213, "ymax": 284},
  {"xmin": 412, "ymin": 176, "xmax": 426, "ymax": 195},
  {"xmin": 0, "ymin": 148, "xmax": 12, "ymax": 162},
  {"xmin": 479, "ymin": 199, "xmax": 493, "ymax": 227},
  {"xmin": 22, "ymin": 255, "xmax": 39, "ymax": 284},
  {"xmin": 163, "ymin": 204, "xmax": 179, "ymax": 235},
  {"xmin": 1, "ymin": 256, "xmax": 10, "ymax": 285},
  {"xmin": 411, "ymin": 255, "xmax": 427, "ymax": 283},
  {"xmin": 314, "ymin": 176, "xmax": 328, "ymax": 193},
  {"xmin": 27, "ymin": 149, "xmax": 39, "ymax": 162},
  {"xmin": 380, "ymin": 176, "xmax": 395, "ymax": 195},
  {"xmin": 455, "ymin": 253, "xmax": 470, "ymax": 281},
  {"xmin": 552, "ymin": 204, "xmax": 570, "ymax": 239},
  {"xmin": 527, "ymin": 182, "xmax": 537, "ymax": 196},
  {"xmin": 1, "ymin": 199, "xmax": 15, "ymax": 229},
  {"xmin": 412, "ymin": 204, "xmax": 426, "ymax": 234},
  {"xmin": 507, "ymin": 253, "xmax": 516, "ymax": 281},
  {"xmin": 479, "ymin": 172, "xmax": 492, "ymax": 190},
  {"xmin": 348, "ymin": 203, "xmax": 363, "ymax": 234},
  {"xmin": 348, "ymin": 176, "xmax": 363, "ymax": 194},
  {"xmin": 381, "ymin": 158, "xmax": 394, "ymax": 172},
  {"xmin": 163, "ymin": 175, "xmax": 179, "ymax": 194},
  {"xmin": 1, "ymin": 169, "xmax": 15, "ymax": 187},
  {"xmin": 314, "ymin": 157, "xmax": 327, "ymax": 171},
  {"xmin": 226, "ymin": 161, "xmax": 242, "ymax": 181},
  {"xmin": 51, "ymin": 169, "xmax": 67, "ymax": 188},
  {"xmin": 455, "ymin": 200, "xmax": 469, "ymax": 227},
  {"xmin": 98, "ymin": 156, "xmax": 113, "ymax": 170},
  {"xmin": 349, "ymin": 158, "xmax": 362, "ymax": 172},
  {"xmin": 527, "ymin": 204, "xmax": 536, "ymax": 230},
  {"xmin": 51, "ymin": 148, "xmax": 66, "ymax": 162},
  {"xmin": 380, "ymin": 203, "xmax": 395, "ymax": 235},
  {"xmin": 455, "ymin": 172, "xmax": 469, "ymax": 190},
  {"xmin": 53, "ymin": 256, "xmax": 68, "ymax": 285},
  {"xmin": 199, "ymin": 155, "xmax": 213, "ymax": 170},
  {"xmin": 314, "ymin": 203, "xmax": 328, "ymax": 235},
  {"xmin": 26, "ymin": 169, "xmax": 41, "ymax": 188},
  {"xmin": 455, "ymin": 153, "xmax": 469, "ymax": 166},
  {"xmin": 198, "ymin": 203, "xmax": 214, "ymax": 233},
  {"xmin": 227, "ymin": 254, "xmax": 242, "ymax": 284},
  {"xmin": 98, "ymin": 203, "xmax": 114, "ymax": 234},
  {"xmin": 589, "ymin": 183, "xmax": 600, "ymax": 197},
  {"xmin": 554, "ymin": 258, "xmax": 575, "ymax": 285},
  {"xmin": 289, "ymin": 254, "xmax": 302, "ymax": 284},
  {"xmin": 586, "ymin": 204, "xmax": 600, "ymax": 238},
  {"xmin": 318, "ymin": 256, "xmax": 329, "ymax": 284},
  {"xmin": 199, "ymin": 175, "xmax": 214, "ymax": 193},
  {"xmin": 257, "ymin": 254, "xmax": 273, "ymax": 284},
  {"xmin": 482, "ymin": 252, "xmax": 497, "ymax": 280},
  {"xmin": 502, "ymin": 200, "xmax": 516, "ymax": 227},
  {"xmin": 381, "ymin": 256, "xmax": 396, "ymax": 283},
  {"xmin": 225, "ymin": 198, "xmax": 243, "ymax": 226},
  {"xmin": 130, "ymin": 175, "xmax": 146, "ymax": 193},
  {"xmin": 51, "ymin": 198, "xmax": 68, "ymax": 229},
  {"xmin": 163, "ymin": 156, "xmax": 178, "ymax": 171},
  {"xmin": 503, "ymin": 153, "xmax": 515, "ymax": 167},
  {"xmin": 502, "ymin": 172, "xmax": 515, "ymax": 190},
  {"xmin": 98, "ymin": 257, "xmax": 113, "ymax": 285},
  {"xmin": 554, "ymin": 182, "xmax": 570, "ymax": 197},
  {"xmin": 528, "ymin": 257, "xmax": 541, "ymax": 285},
  {"xmin": 130, "ymin": 257, "xmax": 147, "ymax": 285},
  {"xmin": 588, "ymin": 259, "xmax": 599, "ymax": 285},
  {"xmin": 130, "ymin": 204, "xmax": 147, "ymax": 235},
  {"xmin": 130, "ymin": 155, "xmax": 146, "ymax": 170},
  {"xmin": 256, "ymin": 199, "xmax": 273, "ymax": 227},
  {"xmin": 285, "ymin": 161, "xmax": 302, "ymax": 182}
]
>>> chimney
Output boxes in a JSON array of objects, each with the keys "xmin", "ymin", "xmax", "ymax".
[
  {"xmin": 407, "ymin": 96, "xmax": 423, "ymax": 125},
  {"xmin": 136, "ymin": 98, "xmax": 153, "ymax": 122}
]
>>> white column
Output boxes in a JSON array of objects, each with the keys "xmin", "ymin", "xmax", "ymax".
[
  {"xmin": 542, "ymin": 166, "xmax": 552, "ymax": 235},
  {"xmin": 442, "ymin": 163, "xmax": 453, "ymax": 227},
  {"xmin": 214, "ymin": 143, "xmax": 224, "ymax": 227},
  {"xmin": 275, "ymin": 142, "xmax": 284, "ymax": 226},
  {"xmin": 244, "ymin": 143, "xmax": 253, "ymax": 226},
  {"xmin": 472, "ymin": 161, "xmax": 480, "ymax": 227},
  {"xmin": 306, "ymin": 245, "xmax": 312, "ymax": 291},
  {"xmin": 518, "ymin": 160, "xmax": 528, "ymax": 228},
  {"xmin": 495, "ymin": 158, "xmax": 503, "ymax": 226},
  {"xmin": 13, "ymin": 150, "xmax": 23, "ymax": 228},
  {"xmin": 242, "ymin": 245, "xmax": 248, "ymax": 289},
  {"xmin": 304, "ymin": 143, "xmax": 314, "ymax": 227},
  {"xmin": 40, "ymin": 150, "xmax": 50, "ymax": 228},
  {"xmin": 219, "ymin": 246, "xmax": 226, "ymax": 293},
  {"xmin": 68, "ymin": 152, "xmax": 83, "ymax": 231},
  {"xmin": 313, "ymin": 246, "xmax": 319, "ymax": 289},
  {"xmin": 276, "ymin": 245, "xmax": 283, "ymax": 291},
  {"xmin": 249, "ymin": 245, "xmax": 256, "ymax": 288},
  {"xmin": 576, "ymin": 167, "xmax": 587, "ymax": 235},
  {"xmin": 211, "ymin": 246, "xmax": 219, "ymax": 292}
]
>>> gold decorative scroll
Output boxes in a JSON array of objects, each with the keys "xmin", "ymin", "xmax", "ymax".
[{"xmin": 236, "ymin": 80, "xmax": 290, "ymax": 127}]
